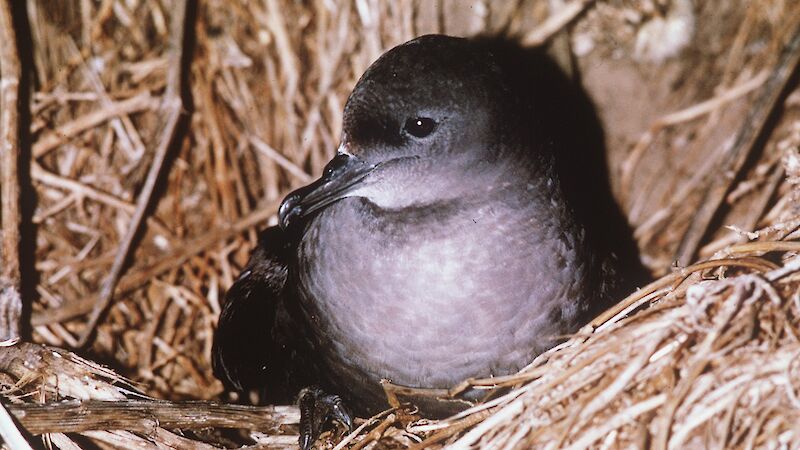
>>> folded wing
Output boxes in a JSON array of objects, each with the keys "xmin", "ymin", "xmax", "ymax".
[{"xmin": 212, "ymin": 226, "xmax": 294, "ymax": 395}]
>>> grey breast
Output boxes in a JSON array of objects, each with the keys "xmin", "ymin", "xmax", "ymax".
[{"xmin": 294, "ymin": 180, "xmax": 592, "ymax": 392}]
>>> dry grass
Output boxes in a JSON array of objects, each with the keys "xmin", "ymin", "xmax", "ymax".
[{"xmin": 1, "ymin": 0, "xmax": 800, "ymax": 449}]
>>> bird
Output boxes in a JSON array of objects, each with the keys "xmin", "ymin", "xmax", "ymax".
[{"xmin": 212, "ymin": 34, "xmax": 642, "ymax": 449}]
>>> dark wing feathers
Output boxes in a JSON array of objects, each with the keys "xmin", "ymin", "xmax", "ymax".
[{"xmin": 211, "ymin": 226, "xmax": 292, "ymax": 392}]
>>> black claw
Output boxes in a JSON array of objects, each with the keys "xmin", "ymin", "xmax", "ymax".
[
  {"xmin": 298, "ymin": 386, "xmax": 353, "ymax": 450},
  {"xmin": 299, "ymin": 432, "xmax": 314, "ymax": 450},
  {"xmin": 326, "ymin": 394, "xmax": 353, "ymax": 430}
]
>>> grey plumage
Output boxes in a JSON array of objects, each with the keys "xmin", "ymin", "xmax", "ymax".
[{"xmin": 212, "ymin": 34, "xmax": 641, "ymax": 419}]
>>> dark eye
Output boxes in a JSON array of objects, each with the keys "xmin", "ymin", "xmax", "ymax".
[
  {"xmin": 323, "ymin": 153, "xmax": 350, "ymax": 177},
  {"xmin": 403, "ymin": 117, "xmax": 436, "ymax": 138}
]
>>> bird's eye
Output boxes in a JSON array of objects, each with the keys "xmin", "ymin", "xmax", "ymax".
[
  {"xmin": 403, "ymin": 117, "xmax": 436, "ymax": 138},
  {"xmin": 323, "ymin": 153, "xmax": 350, "ymax": 177}
]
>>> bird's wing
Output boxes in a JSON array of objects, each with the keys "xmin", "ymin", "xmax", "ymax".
[{"xmin": 211, "ymin": 225, "xmax": 295, "ymax": 393}]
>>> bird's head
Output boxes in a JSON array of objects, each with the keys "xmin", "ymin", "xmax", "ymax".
[{"xmin": 279, "ymin": 35, "xmax": 546, "ymax": 230}]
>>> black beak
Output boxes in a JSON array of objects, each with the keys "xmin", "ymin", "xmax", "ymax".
[{"xmin": 279, "ymin": 153, "xmax": 375, "ymax": 230}]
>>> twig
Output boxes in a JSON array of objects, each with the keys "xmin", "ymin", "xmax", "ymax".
[
  {"xmin": 31, "ymin": 92, "xmax": 156, "ymax": 158},
  {"xmin": 149, "ymin": 428, "xmax": 221, "ymax": 450},
  {"xmin": 588, "ymin": 257, "xmax": 777, "ymax": 329},
  {"xmin": 0, "ymin": 401, "xmax": 33, "ymax": 450},
  {"xmin": 561, "ymin": 394, "xmax": 667, "ymax": 450},
  {"xmin": 0, "ymin": 0, "xmax": 23, "ymax": 344},
  {"xmin": 82, "ymin": 430, "xmax": 161, "ymax": 450},
  {"xmin": 249, "ymin": 135, "xmax": 312, "ymax": 182},
  {"xmin": 67, "ymin": 35, "xmax": 147, "ymax": 163},
  {"xmin": 674, "ymin": 27, "xmax": 800, "ymax": 265},
  {"xmin": 30, "ymin": 162, "xmax": 173, "ymax": 238},
  {"xmin": 348, "ymin": 413, "xmax": 397, "ymax": 450},
  {"xmin": 0, "ymin": 341, "xmax": 138, "ymax": 401},
  {"xmin": 0, "ymin": 341, "xmax": 299, "ymax": 446},
  {"xmin": 728, "ymin": 240, "xmax": 800, "ymax": 255},
  {"xmin": 332, "ymin": 408, "xmax": 396, "ymax": 450},
  {"xmin": 76, "ymin": 0, "xmax": 190, "ymax": 347},
  {"xmin": 620, "ymin": 70, "xmax": 769, "ymax": 199},
  {"xmin": 30, "ymin": 202, "xmax": 276, "ymax": 326},
  {"xmin": 520, "ymin": 0, "xmax": 595, "ymax": 47},
  {"xmin": 735, "ymin": 163, "xmax": 786, "ymax": 235},
  {"xmin": 409, "ymin": 409, "xmax": 494, "ymax": 450},
  {"xmin": 5, "ymin": 400, "xmax": 299, "ymax": 435}
]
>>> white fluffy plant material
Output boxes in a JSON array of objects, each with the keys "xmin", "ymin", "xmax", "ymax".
[{"xmin": 634, "ymin": 0, "xmax": 696, "ymax": 63}]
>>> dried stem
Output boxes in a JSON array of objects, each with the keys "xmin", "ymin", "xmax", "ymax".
[
  {"xmin": 674, "ymin": 26, "xmax": 800, "ymax": 265},
  {"xmin": 521, "ymin": 0, "xmax": 595, "ymax": 46},
  {"xmin": 31, "ymin": 202, "xmax": 276, "ymax": 326},
  {"xmin": 6, "ymin": 399, "xmax": 299, "ymax": 436},
  {"xmin": 0, "ymin": 0, "xmax": 23, "ymax": 344},
  {"xmin": 0, "ymin": 400, "xmax": 33, "ymax": 450},
  {"xmin": 0, "ymin": 342, "xmax": 299, "ymax": 447},
  {"xmin": 32, "ymin": 92, "xmax": 157, "ymax": 158},
  {"xmin": 76, "ymin": 0, "xmax": 190, "ymax": 346}
]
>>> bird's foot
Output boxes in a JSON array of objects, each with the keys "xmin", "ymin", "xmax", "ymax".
[{"xmin": 298, "ymin": 386, "xmax": 353, "ymax": 450}]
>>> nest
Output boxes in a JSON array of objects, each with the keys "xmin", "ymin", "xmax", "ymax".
[{"xmin": 2, "ymin": 0, "xmax": 800, "ymax": 449}]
